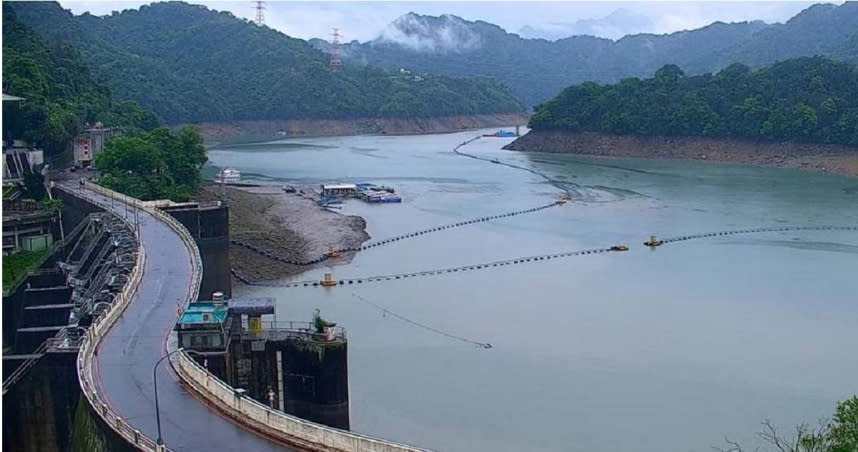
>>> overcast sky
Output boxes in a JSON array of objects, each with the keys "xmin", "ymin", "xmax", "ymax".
[{"xmin": 61, "ymin": 1, "xmax": 837, "ymax": 42}]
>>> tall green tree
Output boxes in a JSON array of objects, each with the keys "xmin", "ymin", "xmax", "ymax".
[
  {"xmin": 96, "ymin": 127, "xmax": 207, "ymax": 202},
  {"xmin": 830, "ymin": 397, "xmax": 858, "ymax": 452},
  {"xmin": 2, "ymin": 4, "xmax": 157, "ymax": 154}
]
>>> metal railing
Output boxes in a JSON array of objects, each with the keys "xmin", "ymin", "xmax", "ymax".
[
  {"xmin": 56, "ymin": 182, "xmax": 162, "ymax": 450},
  {"xmin": 148, "ymin": 207, "xmax": 202, "ymax": 304},
  {"xmin": 174, "ymin": 352, "xmax": 429, "ymax": 452},
  {"xmin": 239, "ymin": 323, "xmax": 347, "ymax": 344},
  {"xmin": 68, "ymin": 181, "xmax": 429, "ymax": 452},
  {"xmin": 60, "ymin": 180, "xmax": 204, "ymax": 451}
]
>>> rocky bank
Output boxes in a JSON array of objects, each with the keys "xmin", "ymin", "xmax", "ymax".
[
  {"xmin": 505, "ymin": 131, "xmax": 858, "ymax": 178},
  {"xmin": 188, "ymin": 113, "xmax": 529, "ymax": 144}
]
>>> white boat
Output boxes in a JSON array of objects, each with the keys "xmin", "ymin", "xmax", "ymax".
[{"xmin": 216, "ymin": 168, "xmax": 240, "ymax": 184}]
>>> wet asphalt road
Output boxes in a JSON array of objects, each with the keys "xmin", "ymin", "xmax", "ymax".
[{"xmin": 62, "ymin": 182, "xmax": 293, "ymax": 451}]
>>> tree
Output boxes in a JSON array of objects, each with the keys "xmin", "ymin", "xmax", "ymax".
[
  {"xmin": 95, "ymin": 127, "xmax": 207, "ymax": 202},
  {"xmin": 829, "ymin": 397, "xmax": 858, "ymax": 452},
  {"xmin": 2, "ymin": 5, "xmax": 157, "ymax": 155},
  {"xmin": 655, "ymin": 64, "xmax": 685, "ymax": 84},
  {"xmin": 717, "ymin": 397, "xmax": 858, "ymax": 452},
  {"xmin": 5, "ymin": 1, "xmax": 522, "ymax": 125},
  {"xmin": 529, "ymin": 57, "xmax": 858, "ymax": 146}
]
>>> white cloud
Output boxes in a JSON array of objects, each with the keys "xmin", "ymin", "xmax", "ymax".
[{"xmin": 377, "ymin": 13, "xmax": 483, "ymax": 52}]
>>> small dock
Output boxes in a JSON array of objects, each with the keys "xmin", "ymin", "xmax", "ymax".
[{"xmin": 318, "ymin": 183, "xmax": 401, "ymax": 204}]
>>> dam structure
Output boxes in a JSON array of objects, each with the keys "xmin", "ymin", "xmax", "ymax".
[
  {"xmin": 36, "ymin": 181, "xmax": 424, "ymax": 452},
  {"xmin": 52, "ymin": 181, "xmax": 290, "ymax": 451}
]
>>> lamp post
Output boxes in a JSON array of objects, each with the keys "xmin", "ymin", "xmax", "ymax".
[{"xmin": 153, "ymin": 348, "xmax": 200, "ymax": 446}]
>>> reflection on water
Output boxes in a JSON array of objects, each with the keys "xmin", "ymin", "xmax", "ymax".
[{"xmin": 208, "ymin": 129, "xmax": 858, "ymax": 452}]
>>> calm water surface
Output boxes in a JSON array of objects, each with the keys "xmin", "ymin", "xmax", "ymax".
[{"xmin": 208, "ymin": 129, "xmax": 858, "ymax": 452}]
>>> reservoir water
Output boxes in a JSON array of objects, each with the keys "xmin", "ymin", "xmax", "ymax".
[{"xmin": 207, "ymin": 129, "xmax": 858, "ymax": 452}]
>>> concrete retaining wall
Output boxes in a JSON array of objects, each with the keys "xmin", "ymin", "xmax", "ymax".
[
  {"xmin": 174, "ymin": 353, "xmax": 427, "ymax": 452},
  {"xmin": 54, "ymin": 183, "xmax": 159, "ymax": 451},
  {"xmin": 74, "ymin": 182, "xmax": 429, "ymax": 452}
]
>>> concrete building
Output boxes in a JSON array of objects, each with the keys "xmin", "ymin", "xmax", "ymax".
[
  {"xmin": 73, "ymin": 123, "xmax": 117, "ymax": 168},
  {"xmin": 175, "ymin": 295, "xmax": 350, "ymax": 429},
  {"xmin": 176, "ymin": 301, "xmax": 231, "ymax": 350},
  {"xmin": 2, "ymin": 198, "xmax": 56, "ymax": 256}
]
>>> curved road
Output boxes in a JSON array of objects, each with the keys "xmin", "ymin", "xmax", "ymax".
[{"xmin": 61, "ymin": 182, "xmax": 291, "ymax": 451}]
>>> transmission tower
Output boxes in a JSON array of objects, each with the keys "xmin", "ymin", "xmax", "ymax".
[
  {"xmin": 330, "ymin": 28, "xmax": 343, "ymax": 72},
  {"xmin": 254, "ymin": 1, "xmax": 265, "ymax": 26}
]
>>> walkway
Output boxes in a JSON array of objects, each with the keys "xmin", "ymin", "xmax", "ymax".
[{"xmin": 58, "ymin": 182, "xmax": 292, "ymax": 451}]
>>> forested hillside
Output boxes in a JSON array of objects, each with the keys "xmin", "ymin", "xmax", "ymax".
[
  {"xmin": 528, "ymin": 57, "xmax": 858, "ymax": 146},
  {"xmin": 7, "ymin": 2, "xmax": 523, "ymax": 125},
  {"xmin": 330, "ymin": 3, "xmax": 858, "ymax": 110},
  {"xmin": 2, "ymin": 5, "xmax": 156, "ymax": 155}
]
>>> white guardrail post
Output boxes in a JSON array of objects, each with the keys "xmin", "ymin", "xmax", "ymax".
[{"xmin": 73, "ymin": 182, "xmax": 428, "ymax": 452}]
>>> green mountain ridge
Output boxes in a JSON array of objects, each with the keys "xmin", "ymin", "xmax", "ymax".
[
  {"xmin": 330, "ymin": 4, "xmax": 858, "ymax": 110},
  {"xmin": 528, "ymin": 57, "xmax": 858, "ymax": 146},
  {"xmin": 6, "ymin": 1, "xmax": 523, "ymax": 125}
]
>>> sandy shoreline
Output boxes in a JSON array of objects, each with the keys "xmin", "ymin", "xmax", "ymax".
[
  {"xmin": 198, "ymin": 183, "xmax": 369, "ymax": 283},
  {"xmin": 505, "ymin": 131, "xmax": 858, "ymax": 178}
]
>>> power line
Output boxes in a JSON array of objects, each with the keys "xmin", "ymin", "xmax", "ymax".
[{"xmin": 352, "ymin": 292, "xmax": 492, "ymax": 349}]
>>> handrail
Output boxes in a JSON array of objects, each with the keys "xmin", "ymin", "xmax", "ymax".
[
  {"xmin": 155, "ymin": 190, "xmax": 430, "ymax": 451},
  {"xmin": 174, "ymin": 353, "xmax": 429, "ymax": 452},
  {"xmin": 76, "ymin": 181, "xmax": 203, "ymax": 451},
  {"xmin": 149, "ymin": 207, "xmax": 202, "ymax": 304},
  {"xmin": 69, "ymin": 181, "xmax": 429, "ymax": 452},
  {"xmin": 56, "ymin": 183, "xmax": 161, "ymax": 450}
]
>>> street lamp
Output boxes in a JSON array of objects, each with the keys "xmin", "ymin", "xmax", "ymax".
[{"xmin": 153, "ymin": 348, "xmax": 200, "ymax": 446}]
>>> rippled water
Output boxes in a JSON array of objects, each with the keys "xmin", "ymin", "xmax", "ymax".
[{"xmin": 207, "ymin": 129, "xmax": 858, "ymax": 452}]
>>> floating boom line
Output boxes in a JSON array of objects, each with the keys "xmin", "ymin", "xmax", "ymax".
[
  {"xmin": 236, "ymin": 225, "xmax": 858, "ymax": 288},
  {"xmin": 453, "ymin": 136, "xmax": 574, "ymax": 198}
]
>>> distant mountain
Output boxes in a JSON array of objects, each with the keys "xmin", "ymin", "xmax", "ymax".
[
  {"xmin": 6, "ymin": 2, "xmax": 523, "ymax": 125},
  {"xmin": 518, "ymin": 9, "xmax": 655, "ymax": 41},
  {"xmin": 324, "ymin": 3, "xmax": 858, "ymax": 110}
]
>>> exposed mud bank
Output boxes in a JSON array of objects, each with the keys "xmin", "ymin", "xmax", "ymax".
[
  {"xmin": 185, "ymin": 113, "xmax": 529, "ymax": 144},
  {"xmin": 197, "ymin": 184, "xmax": 369, "ymax": 283},
  {"xmin": 505, "ymin": 131, "xmax": 858, "ymax": 177}
]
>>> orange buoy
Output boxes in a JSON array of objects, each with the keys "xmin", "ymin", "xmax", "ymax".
[
  {"xmin": 321, "ymin": 272, "xmax": 338, "ymax": 287},
  {"xmin": 325, "ymin": 246, "xmax": 341, "ymax": 258}
]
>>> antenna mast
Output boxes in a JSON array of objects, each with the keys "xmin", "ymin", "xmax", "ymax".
[
  {"xmin": 330, "ymin": 28, "xmax": 343, "ymax": 72},
  {"xmin": 254, "ymin": 1, "xmax": 265, "ymax": 26}
]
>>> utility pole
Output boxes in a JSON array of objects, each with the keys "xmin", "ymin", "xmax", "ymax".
[
  {"xmin": 330, "ymin": 28, "xmax": 343, "ymax": 72},
  {"xmin": 254, "ymin": 1, "xmax": 265, "ymax": 26}
]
